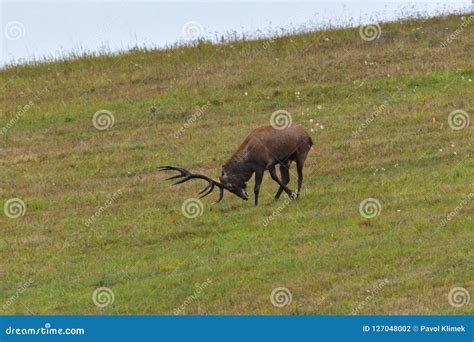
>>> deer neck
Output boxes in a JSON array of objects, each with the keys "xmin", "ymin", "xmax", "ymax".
[{"xmin": 225, "ymin": 154, "xmax": 253, "ymax": 182}]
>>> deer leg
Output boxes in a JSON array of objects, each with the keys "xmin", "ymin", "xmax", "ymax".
[
  {"xmin": 295, "ymin": 151, "xmax": 309, "ymax": 199},
  {"xmin": 253, "ymin": 168, "xmax": 264, "ymax": 206},
  {"xmin": 269, "ymin": 166, "xmax": 294, "ymax": 197},
  {"xmin": 296, "ymin": 160, "xmax": 303, "ymax": 199},
  {"xmin": 275, "ymin": 161, "xmax": 291, "ymax": 199}
]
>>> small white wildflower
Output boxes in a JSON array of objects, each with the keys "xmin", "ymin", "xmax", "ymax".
[
  {"xmin": 317, "ymin": 105, "xmax": 322, "ymax": 110},
  {"xmin": 244, "ymin": 92, "xmax": 248, "ymax": 96}
]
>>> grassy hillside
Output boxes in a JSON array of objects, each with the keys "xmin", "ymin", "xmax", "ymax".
[{"xmin": 0, "ymin": 13, "xmax": 473, "ymax": 315}]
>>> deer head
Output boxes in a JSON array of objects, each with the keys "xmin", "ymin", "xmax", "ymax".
[
  {"xmin": 159, "ymin": 165, "xmax": 250, "ymax": 202},
  {"xmin": 219, "ymin": 166, "xmax": 249, "ymax": 201}
]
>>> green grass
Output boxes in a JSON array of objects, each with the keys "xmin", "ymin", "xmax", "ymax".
[{"xmin": 0, "ymin": 13, "xmax": 473, "ymax": 315}]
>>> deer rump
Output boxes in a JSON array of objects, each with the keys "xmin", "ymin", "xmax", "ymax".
[{"xmin": 160, "ymin": 124, "xmax": 313, "ymax": 206}]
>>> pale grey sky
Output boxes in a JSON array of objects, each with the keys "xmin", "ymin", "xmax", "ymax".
[{"xmin": 1, "ymin": 0, "xmax": 472, "ymax": 66}]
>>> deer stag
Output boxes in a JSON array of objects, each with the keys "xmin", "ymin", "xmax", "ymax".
[{"xmin": 160, "ymin": 124, "xmax": 312, "ymax": 206}]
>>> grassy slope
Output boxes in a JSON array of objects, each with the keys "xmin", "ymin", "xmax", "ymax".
[{"xmin": 0, "ymin": 14, "xmax": 473, "ymax": 315}]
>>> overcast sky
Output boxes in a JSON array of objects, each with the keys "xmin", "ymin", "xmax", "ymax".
[{"xmin": 1, "ymin": 0, "xmax": 472, "ymax": 66}]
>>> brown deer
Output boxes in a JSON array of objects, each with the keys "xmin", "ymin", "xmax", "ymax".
[{"xmin": 160, "ymin": 124, "xmax": 312, "ymax": 206}]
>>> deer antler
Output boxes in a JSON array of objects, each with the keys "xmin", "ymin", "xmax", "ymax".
[{"xmin": 159, "ymin": 166, "xmax": 224, "ymax": 203}]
